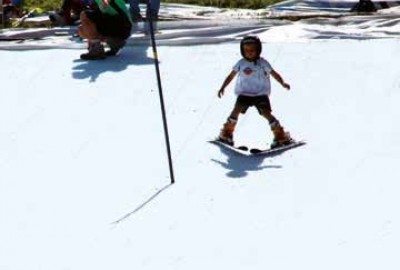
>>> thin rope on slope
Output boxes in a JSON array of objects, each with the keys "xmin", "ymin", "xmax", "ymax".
[{"xmin": 173, "ymin": 92, "xmax": 219, "ymax": 161}]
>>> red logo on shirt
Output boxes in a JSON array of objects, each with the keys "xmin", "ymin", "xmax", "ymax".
[{"xmin": 243, "ymin": 67, "xmax": 254, "ymax": 75}]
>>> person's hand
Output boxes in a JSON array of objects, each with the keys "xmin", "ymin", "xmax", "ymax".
[
  {"xmin": 218, "ymin": 88, "xmax": 225, "ymax": 98},
  {"xmin": 282, "ymin": 82, "xmax": 291, "ymax": 90}
]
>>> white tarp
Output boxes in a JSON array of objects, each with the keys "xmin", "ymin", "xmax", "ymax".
[
  {"xmin": 268, "ymin": 0, "xmax": 400, "ymax": 14},
  {"xmin": 0, "ymin": 3, "xmax": 399, "ymax": 49}
]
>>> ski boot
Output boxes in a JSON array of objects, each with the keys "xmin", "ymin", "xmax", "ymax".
[
  {"xmin": 270, "ymin": 121, "xmax": 292, "ymax": 149},
  {"xmin": 80, "ymin": 41, "xmax": 106, "ymax": 60},
  {"xmin": 218, "ymin": 117, "xmax": 237, "ymax": 146}
]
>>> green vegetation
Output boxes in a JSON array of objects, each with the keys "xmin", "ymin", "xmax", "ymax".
[
  {"xmin": 24, "ymin": 0, "xmax": 281, "ymax": 12},
  {"xmin": 24, "ymin": 0, "xmax": 58, "ymax": 12}
]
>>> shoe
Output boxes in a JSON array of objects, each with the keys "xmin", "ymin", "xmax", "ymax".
[
  {"xmin": 270, "ymin": 137, "xmax": 293, "ymax": 149},
  {"xmin": 105, "ymin": 38, "xmax": 126, "ymax": 56},
  {"xmin": 218, "ymin": 135, "xmax": 234, "ymax": 146},
  {"xmin": 218, "ymin": 118, "xmax": 237, "ymax": 146},
  {"xmin": 270, "ymin": 122, "xmax": 292, "ymax": 148},
  {"xmin": 80, "ymin": 42, "xmax": 106, "ymax": 60}
]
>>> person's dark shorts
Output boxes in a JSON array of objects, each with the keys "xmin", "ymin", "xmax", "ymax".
[
  {"xmin": 235, "ymin": 95, "xmax": 272, "ymax": 114},
  {"xmin": 85, "ymin": 9, "xmax": 132, "ymax": 40}
]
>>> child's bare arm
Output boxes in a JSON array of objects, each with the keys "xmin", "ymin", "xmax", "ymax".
[
  {"xmin": 218, "ymin": 70, "xmax": 237, "ymax": 98},
  {"xmin": 271, "ymin": 69, "xmax": 290, "ymax": 90}
]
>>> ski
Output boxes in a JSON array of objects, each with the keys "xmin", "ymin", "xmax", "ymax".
[
  {"xmin": 209, "ymin": 139, "xmax": 249, "ymax": 155},
  {"xmin": 210, "ymin": 139, "xmax": 305, "ymax": 157},
  {"xmin": 250, "ymin": 140, "xmax": 306, "ymax": 156}
]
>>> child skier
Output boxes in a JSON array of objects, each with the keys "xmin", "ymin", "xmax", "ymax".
[{"xmin": 217, "ymin": 36, "xmax": 292, "ymax": 149}]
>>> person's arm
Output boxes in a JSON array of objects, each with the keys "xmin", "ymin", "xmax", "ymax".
[
  {"xmin": 101, "ymin": 0, "xmax": 110, "ymax": 7},
  {"xmin": 218, "ymin": 70, "xmax": 237, "ymax": 98},
  {"xmin": 271, "ymin": 69, "xmax": 290, "ymax": 90}
]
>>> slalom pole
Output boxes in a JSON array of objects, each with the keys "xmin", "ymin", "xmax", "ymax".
[{"xmin": 146, "ymin": 0, "xmax": 175, "ymax": 184}]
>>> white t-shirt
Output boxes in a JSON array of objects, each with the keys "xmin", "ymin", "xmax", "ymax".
[{"xmin": 233, "ymin": 57, "xmax": 273, "ymax": 96}]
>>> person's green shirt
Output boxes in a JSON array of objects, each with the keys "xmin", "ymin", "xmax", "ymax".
[{"xmin": 94, "ymin": 0, "xmax": 132, "ymax": 23}]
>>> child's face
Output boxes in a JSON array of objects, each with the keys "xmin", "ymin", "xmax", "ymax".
[{"xmin": 243, "ymin": 44, "xmax": 258, "ymax": 60}]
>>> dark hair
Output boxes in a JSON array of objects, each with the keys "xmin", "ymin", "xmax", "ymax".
[{"xmin": 240, "ymin": 36, "xmax": 262, "ymax": 61}]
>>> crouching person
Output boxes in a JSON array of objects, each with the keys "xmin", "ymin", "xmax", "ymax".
[{"xmin": 78, "ymin": 0, "xmax": 132, "ymax": 60}]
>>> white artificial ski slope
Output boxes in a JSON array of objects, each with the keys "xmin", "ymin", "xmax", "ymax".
[{"xmin": 1, "ymin": 4, "xmax": 400, "ymax": 270}]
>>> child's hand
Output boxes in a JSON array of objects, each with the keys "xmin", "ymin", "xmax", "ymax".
[
  {"xmin": 218, "ymin": 88, "xmax": 225, "ymax": 98},
  {"xmin": 282, "ymin": 82, "xmax": 291, "ymax": 90}
]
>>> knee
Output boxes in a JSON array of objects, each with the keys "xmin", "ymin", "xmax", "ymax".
[
  {"xmin": 78, "ymin": 13, "xmax": 100, "ymax": 39},
  {"xmin": 80, "ymin": 11, "xmax": 88, "ymax": 22},
  {"xmin": 230, "ymin": 107, "xmax": 242, "ymax": 118},
  {"xmin": 260, "ymin": 108, "xmax": 272, "ymax": 118}
]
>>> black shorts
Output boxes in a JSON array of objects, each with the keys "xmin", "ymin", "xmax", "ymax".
[
  {"xmin": 235, "ymin": 95, "xmax": 272, "ymax": 114},
  {"xmin": 85, "ymin": 9, "xmax": 132, "ymax": 40}
]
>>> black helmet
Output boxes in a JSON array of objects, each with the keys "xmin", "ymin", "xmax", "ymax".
[{"xmin": 240, "ymin": 36, "xmax": 262, "ymax": 61}]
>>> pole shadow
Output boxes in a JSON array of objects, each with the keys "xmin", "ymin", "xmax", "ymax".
[
  {"xmin": 211, "ymin": 143, "xmax": 282, "ymax": 179},
  {"xmin": 111, "ymin": 183, "xmax": 172, "ymax": 225},
  {"xmin": 72, "ymin": 43, "xmax": 154, "ymax": 82}
]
